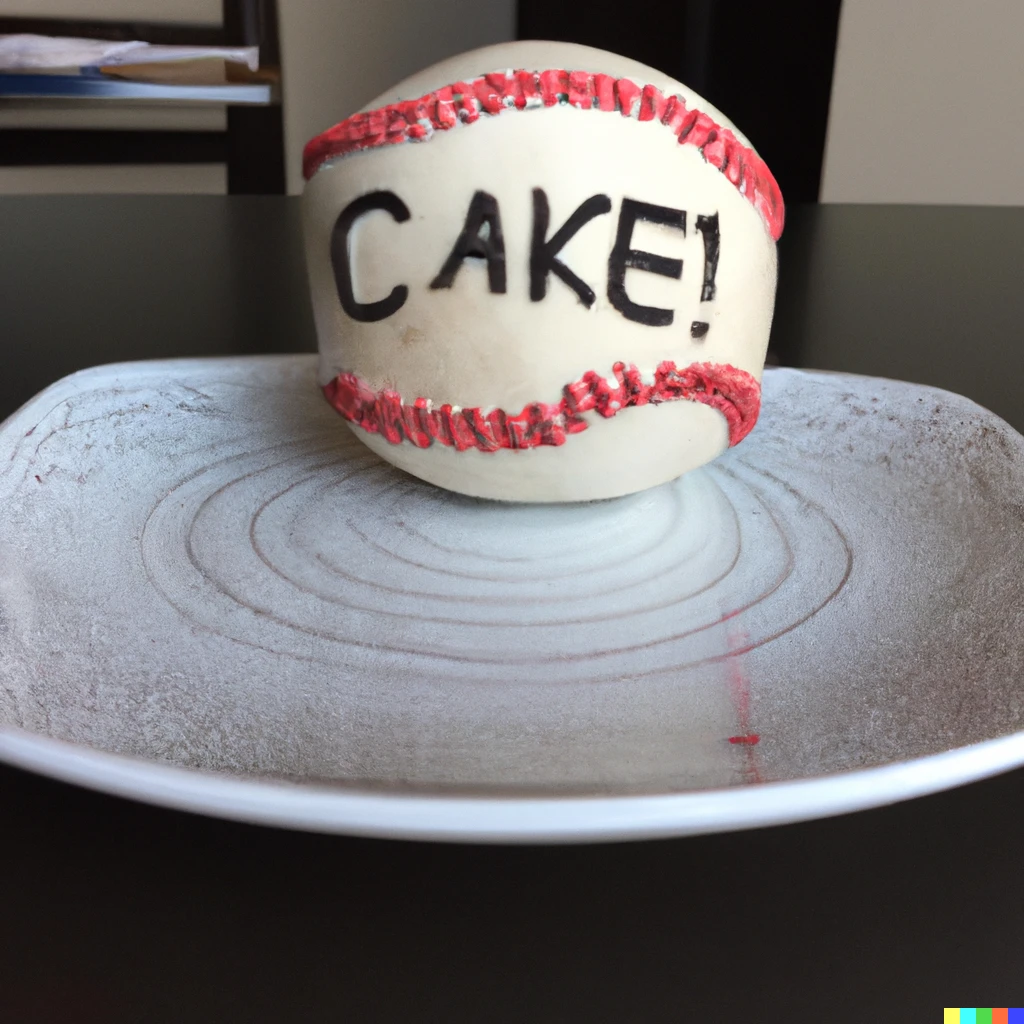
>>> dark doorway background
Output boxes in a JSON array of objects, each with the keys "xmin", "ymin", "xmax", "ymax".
[{"xmin": 517, "ymin": 0, "xmax": 844, "ymax": 204}]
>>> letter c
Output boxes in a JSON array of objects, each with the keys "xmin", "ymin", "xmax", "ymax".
[{"xmin": 331, "ymin": 191, "xmax": 410, "ymax": 322}]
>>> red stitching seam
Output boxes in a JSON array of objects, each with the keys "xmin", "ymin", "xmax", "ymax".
[
  {"xmin": 323, "ymin": 361, "xmax": 761, "ymax": 453},
  {"xmin": 302, "ymin": 69, "xmax": 784, "ymax": 242}
]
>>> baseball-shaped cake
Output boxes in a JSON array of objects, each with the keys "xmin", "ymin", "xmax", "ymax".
[{"xmin": 302, "ymin": 40, "xmax": 783, "ymax": 502}]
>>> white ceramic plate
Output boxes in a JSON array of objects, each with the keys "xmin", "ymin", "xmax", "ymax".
[{"xmin": 1, "ymin": 357, "xmax": 1022, "ymax": 843}]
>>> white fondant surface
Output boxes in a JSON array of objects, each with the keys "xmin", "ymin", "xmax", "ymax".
[{"xmin": 303, "ymin": 42, "xmax": 778, "ymax": 501}]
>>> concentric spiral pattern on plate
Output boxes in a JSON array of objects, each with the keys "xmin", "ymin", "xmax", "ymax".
[{"xmin": 141, "ymin": 427, "xmax": 852, "ymax": 686}]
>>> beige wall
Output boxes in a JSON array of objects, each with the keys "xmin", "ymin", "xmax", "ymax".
[
  {"xmin": 278, "ymin": 0, "xmax": 515, "ymax": 194},
  {"xmin": 822, "ymin": 0, "xmax": 1024, "ymax": 204}
]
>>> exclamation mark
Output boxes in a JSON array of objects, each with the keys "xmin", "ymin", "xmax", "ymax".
[{"xmin": 690, "ymin": 211, "xmax": 720, "ymax": 340}]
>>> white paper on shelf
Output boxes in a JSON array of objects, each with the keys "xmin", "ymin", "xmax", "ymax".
[{"xmin": 0, "ymin": 34, "xmax": 258, "ymax": 72}]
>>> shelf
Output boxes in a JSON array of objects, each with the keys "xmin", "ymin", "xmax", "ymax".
[{"xmin": 0, "ymin": 72, "xmax": 274, "ymax": 105}]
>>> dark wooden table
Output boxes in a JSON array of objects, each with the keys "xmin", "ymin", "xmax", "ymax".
[{"xmin": 2, "ymin": 197, "xmax": 1022, "ymax": 1022}]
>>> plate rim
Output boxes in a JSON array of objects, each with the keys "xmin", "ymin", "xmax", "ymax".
[{"xmin": 3, "ymin": 724, "xmax": 1023, "ymax": 843}]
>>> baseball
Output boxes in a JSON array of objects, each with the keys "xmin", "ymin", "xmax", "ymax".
[{"xmin": 302, "ymin": 40, "xmax": 783, "ymax": 502}]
